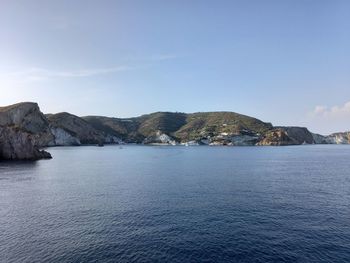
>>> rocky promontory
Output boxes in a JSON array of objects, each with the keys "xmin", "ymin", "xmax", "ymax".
[
  {"xmin": 0, "ymin": 126, "xmax": 52, "ymax": 160},
  {"xmin": 0, "ymin": 103, "xmax": 52, "ymax": 160}
]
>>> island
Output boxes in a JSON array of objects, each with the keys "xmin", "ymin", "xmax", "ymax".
[{"xmin": 0, "ymin": 102, "xmax": 349, "ymax": 160}]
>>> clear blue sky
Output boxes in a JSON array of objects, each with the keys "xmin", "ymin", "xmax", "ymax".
[{"xmin": 0, "ymin": 0, "xmax": 349, "ymax": 134}]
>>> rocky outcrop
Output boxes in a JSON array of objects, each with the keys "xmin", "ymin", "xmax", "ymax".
[
  {"xmin": 0, "ymin": 102, "xmax": 55, "ymax": 146},
  {"xmin": 0, "ymin": 102, "xmax": 49, "ymax": 133},
  {"xmin": 277, "ymin": 127, "xmax": 315, "ymax": 144},
  {"xmin": 326, "ymin": 132, "xmax": 350, "ymax": 144},
  {"xmin": 257, "ymin": 129, "xmax": 298, "ymax": 146},
  {"xmin": 0, "ymin": 103, "xmax": 124, "ymax": 152},
  {"xmin": 0, "ymin": 103, "xmax": 53, "ymax": 160},
  {"xmin": 50, "ymin": 127, "xmax": 81, "ymax": 146},
  {"xmin": 256, "ymin": 127, "xmax": 326, "ymax": 146},
  {"xmin": 0, "ymin": 126, "xmax": 51, "ymax": 160},
  {"xmin": 143, "ymin": 131, "xmax": 177, "ymax": 145},
  {"xmin": 47, "ymin": 112, "xmax": 106, "ymax": 145}
]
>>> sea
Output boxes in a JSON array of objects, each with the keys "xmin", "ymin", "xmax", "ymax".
[{"xmin": 1, "ymin": 145, "xmax": 350, "ymax": 262}]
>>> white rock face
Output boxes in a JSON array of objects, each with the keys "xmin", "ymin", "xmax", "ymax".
[
  {"xmin": 158, "ymin": 133, "xmax": 172, "ymax": 143},
  {"xmin": 157, "ymin": 133, "xmax": 177, "ymax": 145},
  {"xmin": 104, "ymin": 135, "xmax": 123, "ymax": 144},
  {"xmin": 326, "ymin": 133, "xmax": 350, "ymax": 144},
  {"xmin": 50, "ymin": 127, "xmax": 81, "ymax": 146},
  {"xmin": 143, "ymin": 131, "xmax": 177, "ymax": 145}
]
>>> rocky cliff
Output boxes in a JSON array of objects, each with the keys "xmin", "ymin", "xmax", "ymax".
[
  {"xmin": 0, "ymin": 102, "xmax": 126, "ymax": 159},
  {"xmin": 47, "ymin": 112, "xmax": 106, "ymax": 145},
  {"xmin": 0, "ymin": 126, "xmax": 52, "ymax": 160},
  {"xmin": 0, "ymin": 103, "xmax": 124, "ymax": 160},
  {"xmin": 326, "ymin": 132, "xmax": 350, "ymax": 144},
  {"xmin": 257, "ymin": 128, "xmax": 298, "ymax": 146},
  {"xmin": 256, "ymin": 126, "xmax": 320, "ymax": 146},
  {"xmin": 0, "ymin": 102, "xmax": 55, "ymax": 146},
  {"xmin": 0, "ymin": 102, "xmax": 49, "ymax": 132},
  {"xmin": 0, "ymin": 103, "xmax": 52, "ymax": 160},
  {"xmin": 277, "ymin": 127, "xmax": 315, "ymax": 144}
]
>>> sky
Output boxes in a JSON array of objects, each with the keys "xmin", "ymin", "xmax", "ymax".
[{"xmin": 0, "ymin": 0, "xmax": 349, "ymax": 135}]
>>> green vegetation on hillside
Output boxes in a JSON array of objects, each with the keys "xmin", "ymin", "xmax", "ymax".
[
  {"xmin": 83, "ymin": 111, "xmax": 272, "ymax": 142},
  {"xmin": 175, "ymin": 112, "xmax": 272, "ymax": 141}
]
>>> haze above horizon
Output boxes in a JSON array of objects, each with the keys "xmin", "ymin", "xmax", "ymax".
[{"xmin": 0, "ymin": 0, "xmax": 349, "ymax": 135}]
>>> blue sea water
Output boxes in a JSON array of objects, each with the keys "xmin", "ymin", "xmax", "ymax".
[{"xmin": 0, "ymin": 145, "xmax": 350, "ymax": 263}]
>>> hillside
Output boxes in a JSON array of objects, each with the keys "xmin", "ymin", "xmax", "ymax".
[
  {"xmin": 47, "ymin": 112, "xmax": 106, "ymax": 145},
  {"xmin": 83, "ymin": 111, "xmax": 273, "ymax": 144},
  {"xmin": 175, "ymin": 112, "xmax": 272, "ymax": 142},
  {"xmin": 84, "ymin": 112, "xmax": 188, "ymax": 143},
  {"xmin": 0, "ymin": 102, "xmax": 349, "ymax": 160},
  {"xmin": 83, "ymin": 112, "xmax": 319, "ymax": 146}
]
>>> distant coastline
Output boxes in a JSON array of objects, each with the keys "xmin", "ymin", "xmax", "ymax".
[{"xmin": 0, "ymin": 102, "xmax": 349, "ymax": 160}]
